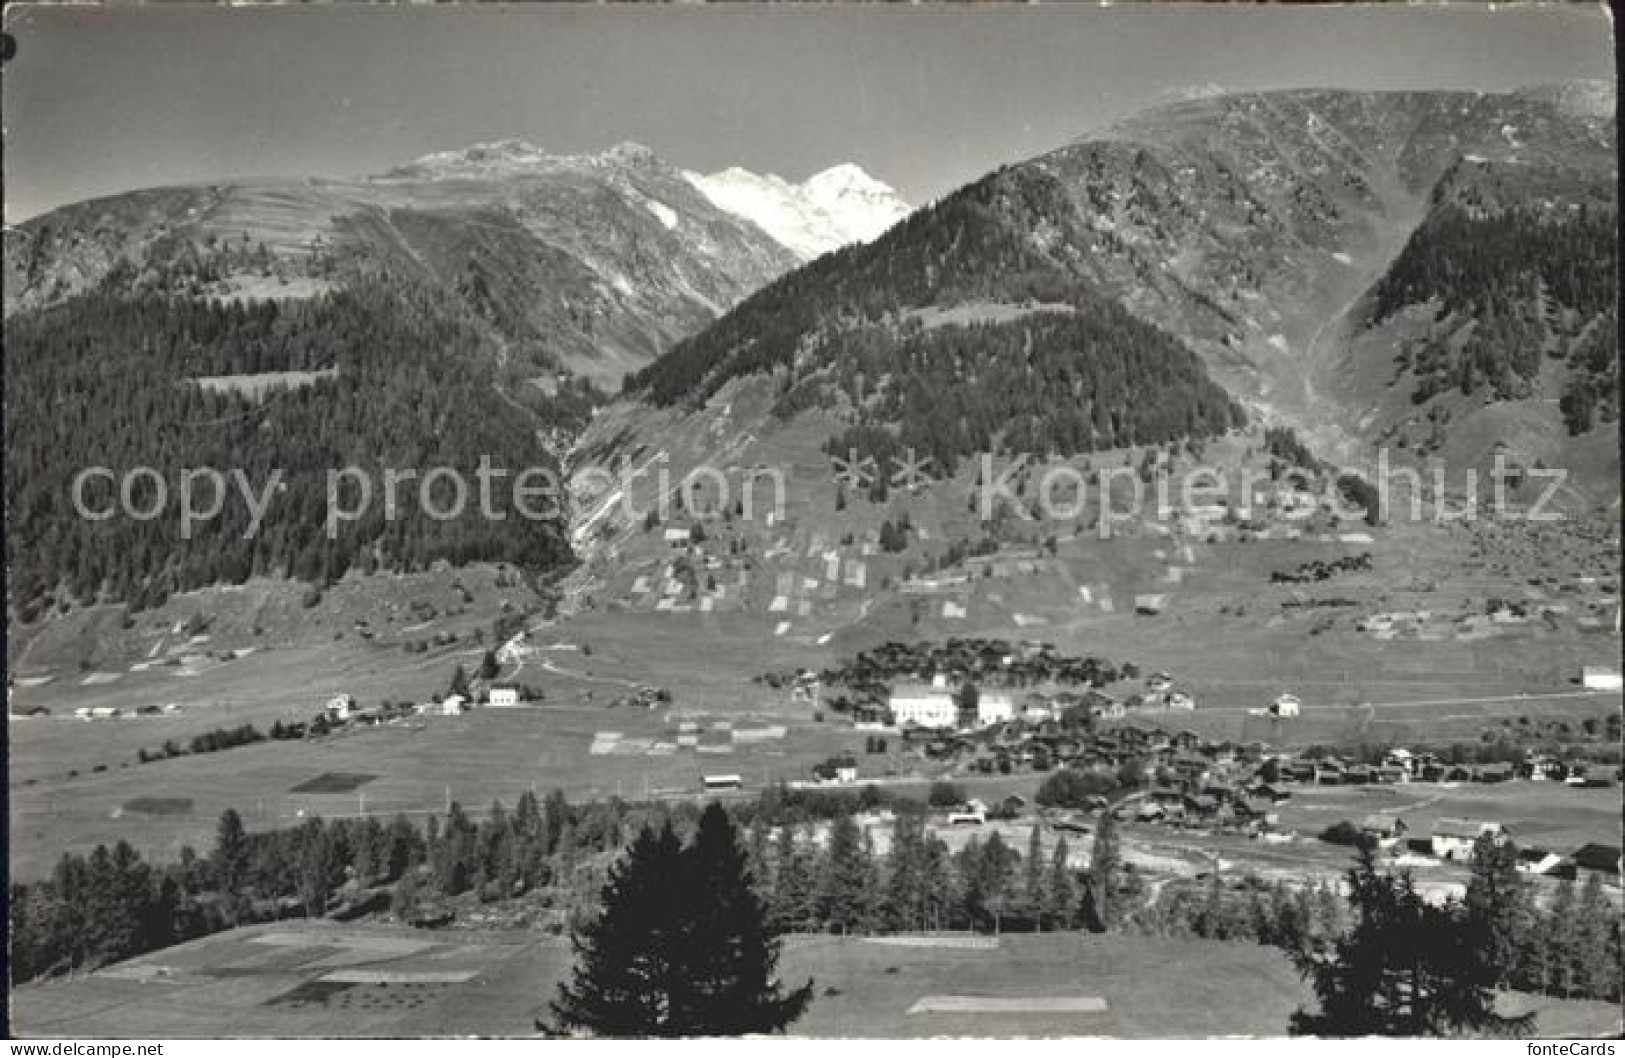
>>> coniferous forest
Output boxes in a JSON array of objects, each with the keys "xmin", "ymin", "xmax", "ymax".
[
  {"xmin": 1367, "ymin": 204, "xmax": 1618, "ymax": 427},
  {"xmin": 5, "ymin": 274, "xmax": 573, "ymax": 615},
  {"xmin": 625, "ymin": 164, "xmax": 1246, "ymax": 475}
]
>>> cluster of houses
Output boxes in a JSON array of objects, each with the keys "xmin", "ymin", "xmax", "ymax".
[
  {"xmin": 1357, "ymin": 814, "xmax": 1621, "ymax": 886},
  {"xmin": 872, "ymin": 706, "xmax": 1622, "ymax": 847},
  {"xmin": 318, "ymin": 681, "xmax": 535, "ymax": 728},
  {"xmin": 883, "ymin": 670, "xmax": 1207, "ymax": 731},
  {"xmin": 1266, "ymin": 746, "xmax": 1620, "ymax": 788}
]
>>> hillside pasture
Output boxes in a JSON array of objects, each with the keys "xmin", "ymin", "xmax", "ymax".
[
  {"xmin": 191, "ymin": 367, "xmax": 338, "ymax": 400},
  {"xmin": 15, "ymin": 922, "xmax": 1617, "ymax": 1038}
]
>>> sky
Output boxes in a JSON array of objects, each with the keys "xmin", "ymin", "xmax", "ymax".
[{"xmin": 2, "ymin": 3, "xmax": 1614, "ymax": 223}]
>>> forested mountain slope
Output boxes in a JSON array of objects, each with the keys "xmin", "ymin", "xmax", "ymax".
[
  {"xmin": 5, "ymin": 274, "xmax": 573, "ymax": 615},
  {"xmin": 618, "ymin": 83, "xmax": 1615, "ymax": 492},
  {"xmin": 4, "ymin": 141, "xmax": 798, "ymax": 388}
]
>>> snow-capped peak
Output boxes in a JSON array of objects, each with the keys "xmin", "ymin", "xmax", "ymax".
[{"xmin": 683, "ymin": 163, "xmax": 910, "ymax": 260}]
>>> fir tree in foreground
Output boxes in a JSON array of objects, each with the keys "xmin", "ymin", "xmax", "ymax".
[
  {"xmin": 1290, "ymin": 846, "xmax": 1535, "ymax": 1038},
  {"xmin": 549, "ymin": 804, "xmax": 813, "ymax": 1037}
]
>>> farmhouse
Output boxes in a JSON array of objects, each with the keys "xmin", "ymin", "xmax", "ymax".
[
  {"xmin": 1360, "ymin": 813, "xmax": 1408, "ymax": 847},
  {"xmin": 889, "ymin": 683, "xmax": 958, "ymax": 729},
  {"xmin": 977, "ymin": 691, "xmax": 1017, "ymax": 727},
  {"xmin": 814, "ymin": 755, "xmax": 859, "ymax": 784},
  {"xmin": 1134, "ymin": 594, "xmax": 1167, "ymax": 616},
  {"xmin": 1431, "ymin": 818, "xmax": 1508, "ymax": 860},
  {"xmin": 1271, "ymin": 693, "xmax": 1301, "ymax": 718},
  {"xmin": 487, "ymin": 685, "xmax": 521, "ymax": 708},
  {"xmin": 663, "ymin": 527, "xmax": 691, "ymax": 548},
  {"xmin": 1517, "ymin": 848, "xmax": 1567, "ymax": 876},
  {"xmin": 325, "ymin": 694, "xmax": 357, "ymax": 721},
  {"xmin": 702, "ymin": 774, "xmax": 743, "ymax": 791},
  {"xmin": 1166, "ymin": 689, "xmax": 1196, "ymax": 711},
  {"xmin": 441, "ymin": 694, "xmax": 468, "ymax": 716},
  {"xmin": 1383, "ymin": 747, "xmax": 1414, "ymax": 770},
  {"xmin": 1570, "ymin": 844, "xmax": 1622, "ymax": 886},
  {"xmin": 1021, "ymin": 694, "xmax": 1056, "ymax": 723},
  {"xmin": 1580, "ymin": 666, "xmax": 1623, "ymax": 691}
]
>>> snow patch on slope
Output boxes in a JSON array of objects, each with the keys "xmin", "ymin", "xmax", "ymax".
[
  {"xmin": 683, "ymin": 164, "xmax": 910, "ymax": 260},
  {"xmin": 644, "ymin": 200, "xmax": 679, "ymax": 229}
]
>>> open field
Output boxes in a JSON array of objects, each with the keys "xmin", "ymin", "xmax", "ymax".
[
  {"xmin": 14, "ymin": 922, "xmax": 1618, "ymax": 1039},
  {"xmin": 191, "ymin": 367, "xmax": 339, "ymax": 399},
  {"xmin": 8, "ymin": 697, "xmax": 877, "ymax": 881},
  {"xmin": 1265, "ymin": 778, "xmax": 1623, "ymax": 856},
  {"xmin": 10, "ymin": 466, "xmax": 1619, "ymax": 884}
]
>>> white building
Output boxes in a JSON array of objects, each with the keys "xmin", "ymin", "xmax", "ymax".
[
  {"xmin": 977, "ymin": 691, "xmax": 1016, "ymax": 727},
  {"xmin": 1272, "ymin": 693, "xmax": 1301, "ymax": 718},
  {"xmin": 441, "ymin": 694, "xmax": 468, "ymax": 716},
  {"xmin": 1431, "ymin": 818, "xmax": 1507, "ymax": 860},
  {"xmin": 325, "ymin": 694, "xmax": 357, "ymax": 721},
  {"xmin": 1166, "ymin": 689, "xmax": 1195, "ymax": 711},
  {"xmin": 1022, "ymin": 700, "xmax": 1055, "ymax": 723},
  {"xmin": 488, "ymin": 685, "xmax": 521, "ymax": 708},
  {"xmin": 1581, "ymin": 666, "xmax": 1623, "ymax": 691},
  {"xmin": 889, "ymin": 684, "xmax": 958, "ymax": 729}
]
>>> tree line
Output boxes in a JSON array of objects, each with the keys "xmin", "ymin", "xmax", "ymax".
[
  {"xmin": 13, "ymin": 787, "xmax": 1618, "ymax": 1036},
  {"xmin": 8, "ymin": 782, "xmax": 1115, "ymax": 986}
]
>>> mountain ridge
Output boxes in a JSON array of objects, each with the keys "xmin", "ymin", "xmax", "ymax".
[
  {"xmin": 611, "ymin": 82, "xmax": 1615, "ymax": 501},
  {"xmin": 2, "ymin": 140, "xmax": 802, "ymax": 389}
]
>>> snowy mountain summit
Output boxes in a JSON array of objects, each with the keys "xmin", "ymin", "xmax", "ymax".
[{"xmin": 684, "ymin": 163, "xmax": 910, "ymax": 260}]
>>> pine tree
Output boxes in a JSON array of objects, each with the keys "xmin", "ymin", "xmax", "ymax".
[
  {"xmin": 817, "ymin": 813, "xmax": 877, "ymax": 934},
  {"xmin": 921, "ymin": 833, "xmax": 956, "ymax": 932},
  {"xmin": 297, "ymin": 821, "xmax": 332, "ymax": 919},
  {"xmin": 1572, "ymin": 873, "xmax": 1623, "ymax": 1001},
  {"xmin": 1533, "ymin": 879, "xmax": 1578, "ymax": 997},
  {"xmin": 882, "ymin": 811, "xmax": 931, "ymax": 932},
  {"xmin": 1290, "ymin": 847, "xmax": 1534, "ymax": 1038},
  {"xmin": 957, "ymin": 833, "xmax": 1019, "ymax": 932},
  {"xmin": 743, "ymin": 821, "xmax": 773, "ymax": 909},
  {"xmin": 1463, "ymin": 832, "xmax": 1531, "ymax": 987},
  {"xmin": 1022, "ymin": 825, "xmax": 1048, "ymax": 927},
  {"xmin": 768, "ymin": 824, "xmax": 818, "ymax": 935},
  {"xmin": 212, "ymin": 808, "xmax": 249, "ymax": 904},
  {"xmin": 1087, "ymin": 811, "xmax": 1121, "ymax": 931},
  {"xmin": 667, "ymin": 804, "xmax": 814, "ymax": 1035},
  {"xmin": 551, "ymin": 823, "xmax": 687, "ymax": 1037},
  {"xmin": 550, "ymin": 810, "xmax": 812, "ymax": 1037},
  {"xmin": 1044, "ymin": 837, "xmax": 1077, "ymax": 930}
]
